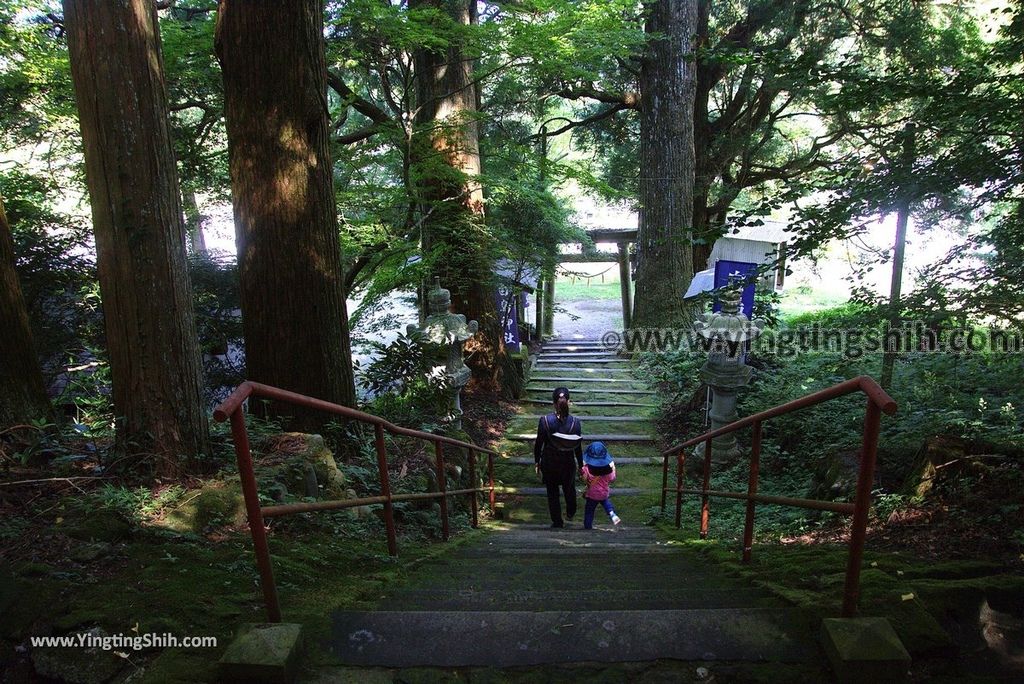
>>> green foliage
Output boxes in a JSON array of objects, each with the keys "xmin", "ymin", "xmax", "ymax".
[
  {"xmin": 1, "ymin": 170, "xmax": 99, "ymax": 370},
  {"xmin": 358, "ymin": 328, "xmax": 450, "ymax": 430},
  {"xmin": 651, "ymin": 302, "xmax": 1024, "ymax": 538},
  {"xmin": 0, "ymin": 2, "xmax": 78, "ymax": 163},
  {"xmin": 87, "ymin": 483, "xmax": 188, "ymax": 525},
  {"xmin": 187, "ymin": 253, "xmax": 244, "ymax": 402}
]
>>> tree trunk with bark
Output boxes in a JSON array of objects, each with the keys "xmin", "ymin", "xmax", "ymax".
[
  {"xmin": 633, "ymin": 0, "xmax": 698, "ymax": 328},
  {"xmin": 0, "ymin": 195, "xmax": 50, "ymax": 428},
  {"xmin": 215, "ymin": 0, "xmax": 357, "ymax": 425},
  {"xmin": 412, "ymin": 0, "xmax": 507, "ymax": 389},
  {"xmin": 64, "ymin": 0, "xmax": 209, "ymax": 477}
]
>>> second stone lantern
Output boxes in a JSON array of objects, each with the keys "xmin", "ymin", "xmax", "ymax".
[{"xmin": 692, "ymin": 284, "xmax": 766, "ymax": 465}]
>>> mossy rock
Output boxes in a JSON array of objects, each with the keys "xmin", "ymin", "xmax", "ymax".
[
  {"xmin": 65, "ymin": 508, "xmax": 132, "ymax": 543},
  {"xmin": 31, "ymin": 627, "xmax": 126, "ymax": 684},
  {"xmin": 161, "ymin": 480, "xmax": 246, "ymax": 534},
  {"xmin": 259, "ymin": 433, "xmax": 348, "ymax": 499}
]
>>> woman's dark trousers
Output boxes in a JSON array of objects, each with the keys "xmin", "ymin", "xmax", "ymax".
[{"xmin": 545, "ymin": 471, "xmax": 576, "ymax": 526}]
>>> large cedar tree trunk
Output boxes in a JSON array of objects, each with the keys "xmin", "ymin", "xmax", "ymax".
[
  {"xmin": 64, "ymin": 0, "xmax": 209, "ymax": 477},
  {"xmin": 215, "ymin": 0, "xmax": 357, "ymax": 425},
  {"xmin": 0, "ymin": 196, "xmax": 50, "ymax": 427},
  {"xmin": 412, "ymin": 0, "xmax": 507, "ymax": 389},
  {"xmin": 633, "ymin": 0, "xmax": 698, "ymax": 328}
]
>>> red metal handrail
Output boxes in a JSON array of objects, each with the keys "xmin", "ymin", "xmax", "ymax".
[
  {"xmin": 659, "ymin": 375, "xmax": 896, "ymax": 617},
  {"xmin": 213, "ymin": 381, "xmax": 498, "ymax": 622}
]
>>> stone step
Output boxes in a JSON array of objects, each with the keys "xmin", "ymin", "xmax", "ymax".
[
  {"xmin": 528, "ymin": 374, "xmax": 638, "ymax": 385},
  {"xmin": 536, "ymin": 356, "xmax": 622, "ymax": 360},
  {"xmin": 519, "ymin": 415, "xmax": 649, "ymax": 422},
  {"xmin": 504, "ymin": 456, "xmax": 660, "ymax": 465},
  {"xmin": 532, "ymin": 366, "xmax": 635, "ymax": 374},
  {"xmin": 543, "ymin": 340, "xmax": 606, "ymax": 346},
  {"xmin": 375, "ymin": 588, "xmax": 780, "ymax": 612},
  {"xmin": 522, "ymin": 399, "xmax": 657, "ymax": 407},
  {"xmin": 495, "ymin": 486, "xmax": 650, "ymax": 496},
  {"xmin": 326, "ymin": 608, "xmax": 817, "ymax": 667},
  {"xmin": 525, "ymin": 387, "xmax": 655, "ymax": 395},
  {"xmin": 508, "ymin": 433, "xmax": 655, "ymax": 443},
  {"xmin": 529, "ymin": 376, "xmax": 639, "ymax": 384}
]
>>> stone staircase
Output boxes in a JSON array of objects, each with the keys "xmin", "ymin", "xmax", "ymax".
[
  {"xmin": 323, "ymin": 338, "xmax": 818, "ymax": 669},
  {"xmin": 326, "ymin": 525, "xmax": 816, "ymax": 668}
]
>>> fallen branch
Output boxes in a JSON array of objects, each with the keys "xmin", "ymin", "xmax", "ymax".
[{"xmin": 0, "ymin": 476, "xmax": 112, "ymax": 488}]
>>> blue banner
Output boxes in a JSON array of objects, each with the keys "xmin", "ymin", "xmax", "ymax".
[
  {"xmin": 496, "ymin": 286, "xmax": 520, "ymax": 351},
  {"xmin": 712, "ymin": 260, "xmax": 757, "ymax": 319}
]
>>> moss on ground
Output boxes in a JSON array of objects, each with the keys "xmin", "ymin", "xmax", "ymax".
[
  {"xmin": 2, "ymin": 502, "xmax": 485, "ymax": 683},
  {"xmin": 655, "ymin": 524, "xmax": 1024, "ymax": 672}
]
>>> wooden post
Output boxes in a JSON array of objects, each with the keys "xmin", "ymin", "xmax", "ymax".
[
  {"xmin": 543, "ymin": 270, "xmax": 555, "ymax": 337},
  {"xmin": 229, "ymin": 410, "xmax": 281, "ymax": 622},
  {"xmin": 618, "ymin": 241, "xmax": 633, "ymax": 329},
  {"xmin": 700, "ymin": 439, "xmax": 712, "ymax": 538},
  {"xmin": 843, "ymin": 400, "xmax": 883, "ymax": 617},
  {"xmin": 467, "ymin": 448, "xmax": 478, "ymax": 528},
  {"xmin": 535, "ymin": 279, "xmax": 544, "ymax": 340}
]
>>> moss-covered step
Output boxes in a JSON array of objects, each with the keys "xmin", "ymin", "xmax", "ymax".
[
  {"xmin": 326, "ymin": 608, "xmax": 816, "ymax": 667},
  {"xmin": 519, "ymin": 414, "xmax": 649, "ymax": 422},
  {"xmin": 507, "ymin": 433, "xmax": 655, "ymax": 443},
  {"xmin": 376, "ymin": 588, "xmax": 781, "ymax": 612},
  {"xmin": 525, "ymin": 387, "xmax": 655, "ymax": 395},
  {"xmin": 535, "ymin": 358, "xmax": 630, "ymax": 365},
  {"xmin": 528, "ymin": 376, "xmax": 644, "ymax": 385},
  {"xmin": 503, "ymin": 456, "xmax": 660, "ymax": 465},
  {"xmin": 506, "ymin": 417, "xmax": 654, "ymax": 435},
  {"xmin": 531, "ymin": 366, "xmax": 635, "ymax": 374},
  {"xmin": 521, "ymin": 398, "xmax": 657, "ymax": 408}
]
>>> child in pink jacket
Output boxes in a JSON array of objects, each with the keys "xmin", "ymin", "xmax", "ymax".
[{"xmin": 581, "ymin": 441, "xmax": 621, "ymax": 529}]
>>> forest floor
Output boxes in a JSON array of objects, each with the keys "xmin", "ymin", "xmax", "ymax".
[{"xmin": 2, "ymin": 341, "xmax": 1023, "ymax": 682}]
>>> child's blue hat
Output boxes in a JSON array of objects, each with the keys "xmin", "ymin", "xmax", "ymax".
[{"xmin": 583, "ymin": 441, "xmax": 613, "ymax": 467}]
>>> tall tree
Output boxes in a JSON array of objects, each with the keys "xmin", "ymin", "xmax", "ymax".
[
  {"xmin": 0, "ymin": 194, "xmax": 50, "ymax": 428},
  {"xmin": 215, "ymin": 0, "xmax": 357, "ymax": 423},
  {"xmin": 411, "ymin": 0, "xmax": 505, "ymax": 386},
  {"xmin": 632, "ymin": 0, "xmax": 698, "ymax": 327},
  {"xmin": 64, "ymin": 0, "xmax": 209, "ymax": 477}
]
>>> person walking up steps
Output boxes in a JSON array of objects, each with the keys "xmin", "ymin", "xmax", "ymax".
[
  {"xmin": 534, "ymin": 387, "xmax": 583, "ymax": 528},
  {"xmin": 581, "ymin": 441, "xmax": 621, "ymax": 529}
]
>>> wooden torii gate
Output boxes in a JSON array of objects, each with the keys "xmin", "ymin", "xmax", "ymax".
[{"xmin": 536, "ymin": 227, "xmax": 636, "ymax": 335}]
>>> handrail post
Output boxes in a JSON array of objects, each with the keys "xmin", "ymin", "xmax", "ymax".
[
  {"xmin": 743, "ymin": 421, "xmax": 763, "ymax": 563},
  {"xmin": 843, "ymin": 400, "xmax": 883, "ymax": 617},
  {"xmin": 661, "ymin": 453, "xmax": 669, "ymax": 513},
  {"xmin": 674, "ymin": 452, "xmax": 685, "ymax": 528},
  {"xmin": 700, "ymin": 438, "xmax": 713, "ymax": 539},
  {"xmin": 434, "ymin": 440, "xmax": 450, "ymax": 541},
  {"xmin": 374, "ymin": 424, "xmax": 398, "ymax": 556},
  {"xmin": 229, "ymin": 409, "xmax": 281, "ymax": 622},
  {"xmin": 488, "ymin": 453, "xmax": 495, "ymax": 512},
  {"xmin": 467, "ymin": 448, "xmax": 478, "ymax": 528}
]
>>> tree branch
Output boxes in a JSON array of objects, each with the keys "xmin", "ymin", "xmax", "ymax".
[
  {"xmin": 337, "ymin": 125, "xmax": 382, "ymax": 146},
  {"xmin": 326, "ymin": 71, "xmax": 393, "ymax": 125},
  {"xmin": 531, "ymin": 103, "xmax": 630, "ymax": 139},
  {"xmin": 557, "ymin": 86, "xmax": 640, "ymax": 109}
]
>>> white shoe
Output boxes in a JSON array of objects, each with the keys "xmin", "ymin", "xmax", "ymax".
[{"xmin": 611, "ymin": 514, "xmax": 621, "ymax": 525}]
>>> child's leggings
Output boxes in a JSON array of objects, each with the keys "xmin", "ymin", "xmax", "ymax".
[{"xmin": 583, "ymin": 496, "xmax": 616, "ymax": 529}]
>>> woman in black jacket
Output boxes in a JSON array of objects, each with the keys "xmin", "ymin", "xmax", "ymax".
[{"xmin": 534, "ymin": 387, "xmax": 583, "ymax": 528}]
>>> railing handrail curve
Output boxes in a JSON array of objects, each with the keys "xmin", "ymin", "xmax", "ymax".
[
  {"xmin": 662, "ymin": 375, "xmax": 895, "ymax": 456},
  {"xmin": 213, "ymin": 380, "xmax": 499, "ymax": 456}
]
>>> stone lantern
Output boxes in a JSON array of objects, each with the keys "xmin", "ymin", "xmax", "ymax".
[
  {"xmin": 692, "ymin": 285, "xmax": 765, "ymax": 464},
  {"xmin": 409, "ymin": 278, "xmax": 479, "ymax": 429}
]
